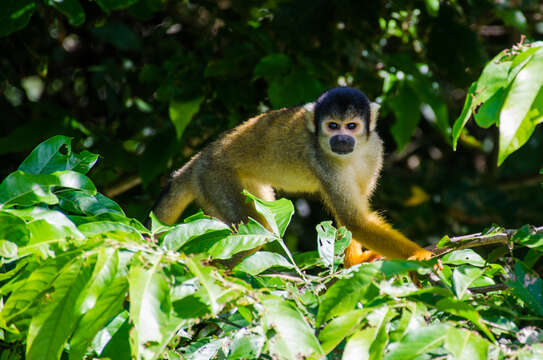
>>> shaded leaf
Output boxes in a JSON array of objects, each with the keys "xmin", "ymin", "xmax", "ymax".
[
  {"xmin": 506, "ymin": 262, "xmax": 543, "ymax": 317},
  {"xmin": 169, "ymin": 96, "xmax": 204, "ymax": 139},
  {"xmin": 0, "ymin": 0, "xmax": 36, "ymax": 37},
  {"xmin": 45, "ymin": 0, "xmax": 85, "ymax": 26}
]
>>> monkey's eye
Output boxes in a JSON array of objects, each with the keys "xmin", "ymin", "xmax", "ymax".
[
  {"xmin": 328, "ymin": 122, "xmax": 340, "ymax": 130},
  {"xmin": 346, "ymin": 123, "xmax": 358, "ymax": 130}
]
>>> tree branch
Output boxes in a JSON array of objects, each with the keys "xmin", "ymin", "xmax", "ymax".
[{"xmin": 432, "ymin": 226, "xmax": 543, "ymax": 256}]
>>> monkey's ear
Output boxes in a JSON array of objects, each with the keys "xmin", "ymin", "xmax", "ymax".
[
  {"xmin": 369, "ymin": 102, "xmax": 380, "ymax": 131},
  {"xmin": 304, "ymin": 102, "xmax": 316, "ymax": 133}
]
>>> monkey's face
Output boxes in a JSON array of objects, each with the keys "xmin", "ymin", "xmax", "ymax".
[{"xmin": 319, "ymin": 116, "xmax": 366, "ymax": 156}]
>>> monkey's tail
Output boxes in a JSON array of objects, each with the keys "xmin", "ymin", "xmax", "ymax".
[{"xmin": 151, "ymin": 165, "xmax": 196, "ymax": 225}]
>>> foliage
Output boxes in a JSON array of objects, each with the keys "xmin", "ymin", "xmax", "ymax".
[
  {"xmin": 1, "ymin": 136, "xmax": 543, "ymax": 359},
  {"xmin": 1, "ymin": 0, "xmax": 542, "ymax": 242}
]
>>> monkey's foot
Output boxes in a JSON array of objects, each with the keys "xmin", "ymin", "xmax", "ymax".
[{"xmin": 407, "ymin": 249, "xmax": 434, "ymax": 261}]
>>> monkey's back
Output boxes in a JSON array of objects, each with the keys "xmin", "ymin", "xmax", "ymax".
[{"xmin": 207, "ymin": 106, "xmax": 321, "ymax": 194}]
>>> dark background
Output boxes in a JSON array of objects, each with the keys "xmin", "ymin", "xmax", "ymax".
[{"xmin": 1, "ymin": 0, "xmax": 542, "ymax": 252}]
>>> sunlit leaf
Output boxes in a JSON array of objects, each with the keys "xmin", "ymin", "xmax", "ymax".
[
  {"xmin": 441, "ymin": 249, "xmax": 485, "ymax": 267},
  {"xmin": 233, "ymin": 251, "xmax": 293, "ymax": 275},
  {"xmin": 445, "ymin": 327, "xmax": 492, "ymax": 360},
  {"xmin": 26, "ymin": 258, "xmax": 92, "ymax": 360},
  {"xmin": 452, "ymin": 265, "xmax": 484, "ymax": 299},
  {"xmin": 243, "ymin": 190, "xmax": 294, "ymax": 237},
  {"xmin": 384, "ymin": 324, "xmax": 449, "ymax": 360},
  {"xmin": 498, "ymin": 48, "xmax": 543, "ymax": 165},
  {"xmin": 261, "ymin": 295, "xmax": 324, "ymax": 359},
  {"xmin": 318, "ymin": 309, "xmax": 365, "ymax": 354},
  {"xmin": 162, "ymin": 218, "xmax": 229, "ymax": 251}
]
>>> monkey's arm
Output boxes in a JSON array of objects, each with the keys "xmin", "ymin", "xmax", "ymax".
[
  {"xmin": 320, "ymin": 184, "xmax": 432, "ymax": 267},
  {"xmin": 345, "ymin": 212, "xmax": 432, "ymax": 265}
]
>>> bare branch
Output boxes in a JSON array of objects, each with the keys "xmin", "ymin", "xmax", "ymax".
[
  {"xmin": 469, "ymin": 284, "xmax": 509, "ymax": 294},
  {"xmin": 432, "ymin": 226, "xmax": 543, "ymax": 256}
]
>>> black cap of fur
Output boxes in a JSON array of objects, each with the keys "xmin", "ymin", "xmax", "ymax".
[{"xmin": 313, "ymin": 87, "xmax": 371, "ymax": 135}]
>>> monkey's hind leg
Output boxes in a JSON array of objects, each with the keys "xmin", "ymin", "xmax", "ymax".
[{"xmin": 344, "ymin": 240, "xmax": 382, "ymax": 268}]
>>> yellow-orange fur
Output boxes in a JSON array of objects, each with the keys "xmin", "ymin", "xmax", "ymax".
[{"xmin": 154, "ymin": 100, "xmax": 432, "ymax": 266}]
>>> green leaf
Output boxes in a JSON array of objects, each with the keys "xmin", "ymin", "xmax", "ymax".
[
  {"xmin": 91, "ymin": 22, "xmax": 142, "ymax": 51},
  {"xmin": 0, "ymin": 211, "xmax": 29, "ymax": 246},
  {"xmin": 26, "ymin": 258, "xmax": 92, "ymax": 360},
  {"xmin": 0, "ymin": 240, "xmax": 18, "ymax": 259},
  {"xmin": 512, "ymin": 225, "xmax": 543, "ymax": 249},
  {"xmin": 253, "ymin": 54, "xmax": 292, "ymax": 80},
  {"xmin": 98, "ymin": 313, "xmax": 132, "ymax": 360},
  {"xmin": 58, "ymin": 190, "xmax": 124, "ymax": 216},
  {"xmin": 0, "ymin": 0, "xmax": 36, "ymax": 37},
  {"xmin": 445, "ymin": 327, "xmax": 492, "ymax": 360},
  {"xmin": 0, "ymin": 170, "xmax": 96, "ymax": 208},
  {"xmin": 0, "ymin": 257, "xmax": 70, "ymax": 323},
  {"xmin": 434, "ymin": 298, "xmax": 495, "ymax": 341},
  {"xmin": 19, "ymin": 135, "xmax": 98, "ymax": 175},
  {"xmin": 506, "ymin": 262, "xmax": 543, "ymax": 317},
  {"xmin": 45, "ymin": 0, "xmax": 85, "ymax": 26},
  {"xmin": 233, "ymin": 251, "xmax": 293, "ymax": 275},
  {"xmin": 318, "ymin": 309, "xmax": 365, "ymax": 354},
  {"xmin": 316, "ymin": 263, "xmax": 380, "ymax": 326},
  {"xmin": 89, "ymin": 312, "xmax": 129, "ymax": 357},
  {"xmin": 185, "ymin": 257, "xmax": 234, "ymax": 315},
  {"xmin": 389, "ymin": 82, "xmax": 421, "ymax": 151},
  {"xmin": 227, "ymin": 331, "xmax": 265, "ymax": 360},
  {"xmin": 162, "ymin": 218, "xmax": 230, "ymax": 251},
  {"xmin": 69, "ymin": 276, "xmax": 128, "ymax": 360},
  {"xmin": 452, "ymin": 82, "xmax": 477, "ymax": 150},
  {"xmin": 343, "ymin": 328, "xmax": 379, "ymax": 360},
  {"xmin": 497, "ymin": 9, "xmax": 528, "ymax": 33},
  {"xmin": 261, "ymin": 295, "xmax": 324, "ymax": 359},
  {"xmin": 208, "ymin": 219, "xmax": 274, "ymax": 260},
  {"xmin": 169, "ymin": 96, "xmax": 204, "ymax": 139},
  {"xmin": 243, "ymin": 190, "xmax": 294, "ymax": 237},
  {"xmin": 424, "ymin": 0, "xmax": 439, "ymax": 16},
  {"xmin": 498, "ymin": 48, "xmax": 543, "ymax": 165},
  {"xmin": 452, "ymin": 265, "xmax": 484, "ymax": 299},
  {"xmin": 129, "ymin": 262, "xmax": 187, "ymax": 360},
  {"xmin": 473, "ymin": 87, "xmax": 506, "ymax": 128},
  {"xmin": 441, "ymin": 249, "xmax": 486, "ymax": 267},
  {"xmin": 384, "ymin": 324, "xmax": 449, "ymax": 360},
  {"xmin": 78, "ymin": 221, "xmax": 143, "ymax": 242},
  {"xmin": 95, "ymin": 0, "xmax": 139, "ymax": 11},
  {"xmin": 316, "ymin": 221, "xmax": 351, "ymax": 273}
]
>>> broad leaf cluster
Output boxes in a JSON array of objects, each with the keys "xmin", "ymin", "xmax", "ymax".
[{"xmin": 1, "ymin": 137, "xmax": 542, "ymax": 359}]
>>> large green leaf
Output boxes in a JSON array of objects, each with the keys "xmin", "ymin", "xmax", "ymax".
[
  {"xmin": 19, "ymin": 135, "xmax": 98, "ymax": 175},
  {"xmin": 253, "ymin": 54, "xmax": 292, "ymax": 80},
  {"xmin": 129, "ymin": 262, "xmax": 187, "ymax": 360},
  {"xmin": 243, "ymin": 190, "xmax": 294, "ymax": 237},
  {"xmin": 434, "ymin": 298, "xmax": 495, "ymax": 341},
  {"xmin": 169, "ymin": 96, "xmax": 204, "ymax": 139},
  {"xmin": 0, "ymin": 0, "xmax": 36, "ymax": 37},
  {"xmin": 162, "ymin": 218, "xmax": 230, "ymax": 251},
  {"xmin": 0, "ymin": 170, "xmax": 96, "ymax": 208},
  {"xmin": 58, "ymin": 190, "xmax": 124, "ymax": 216},
  {"xmin": 498, "ymin": 48, "xmax": 543, "ymax": 165},
  {"xmin": 261, "ymin": 295, "xmax": 324, "ymax": 360},
  {"xmin": 316, "ymin": 221, "xmax": 350, "ymax": 273},
  {"xmin": 26, "ymin": 258, "xmax": 92, "ymax": 360},
  {"xmin": 268, "ymin": 70, "xmax": 324, "ymax": 108}
]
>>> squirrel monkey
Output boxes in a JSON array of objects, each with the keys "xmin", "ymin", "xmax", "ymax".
[{"xmin": 153, "ymin": 87, "xmax": 433, "ymax": 267}]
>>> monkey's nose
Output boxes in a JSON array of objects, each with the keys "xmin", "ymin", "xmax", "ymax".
[{"xmin": 330, "ymin": 135, "xmax": 355, "ymax": 154}]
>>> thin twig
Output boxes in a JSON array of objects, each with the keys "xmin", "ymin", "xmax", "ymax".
[{"xmin": 469, "ymin": 284, "xmax": 509, "ymax": 294}]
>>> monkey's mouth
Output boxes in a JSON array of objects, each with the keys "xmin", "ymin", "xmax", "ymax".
[{"xmin": 330, "ymin": 135, "xmax": 355, "ymax": 154}]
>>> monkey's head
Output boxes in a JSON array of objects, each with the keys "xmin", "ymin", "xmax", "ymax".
[{"xmin": 306, "ymin": 87, "xmax": 379, "ymax": 157}]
